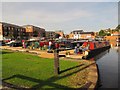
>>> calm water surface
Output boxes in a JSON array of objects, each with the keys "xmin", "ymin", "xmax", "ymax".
[{"xmin": 94, "ymin": 47, "xmax": 119, "ymax": 89}]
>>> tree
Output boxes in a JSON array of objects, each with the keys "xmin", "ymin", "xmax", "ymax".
[
  {"xmin": 106, "ymin": 33, "xmax": 111, "ymax": 36},
  {"xmin": 116, "ymin": 25, "xmax": 120, "ymax": 30},
  {"xmin": 115, "ymin": 25, "xmax": 120, "ymax": 32},
  {"xmin": 66, "ymin": 35, "xmax": 69, "ymax": 39},
  {"xmin": 99, "ymin": 30, "xmax": 106, "ymax": 36},
  {"xmin": 55, "ymin": 34, "xmax": 60, "ymax": 38},
  {"xmin": 107, "ymin": 28, "xmax": 111, "ymax": 33}
]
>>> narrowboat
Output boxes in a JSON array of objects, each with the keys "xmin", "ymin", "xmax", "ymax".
[
  {"xmin": 81, "ymin": 41, "xmax": 111, "ymax": 59},
  {"xmin": 70, "ymin": 40, "xmax": 86, "ymax": 49}
]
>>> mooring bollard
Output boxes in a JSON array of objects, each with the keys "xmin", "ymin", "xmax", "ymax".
[{"xmin": 54, "ymin": 49, "xmax": 59, "ymax": 76}]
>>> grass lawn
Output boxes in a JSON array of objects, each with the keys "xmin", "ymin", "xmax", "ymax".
[{"xmin": 2, "ymin": 50, "xmax": 92, "ymax": 89}]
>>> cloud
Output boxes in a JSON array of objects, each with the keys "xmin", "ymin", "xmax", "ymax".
[
  {"xmin": 2, "ymin": 2, "xmax": 118, "ymax": 33},
  {"xmin": 2, "ymin": 8, "xmax": 93, "ymax": 24}
]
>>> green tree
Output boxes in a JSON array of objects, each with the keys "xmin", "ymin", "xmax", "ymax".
[
  {"xmin": 99, "ymin": 30, "xmax": 106, "ymax": 36},
  {"xmin": 115, "ymin": 25, "xmax": 120, "ymax": 32},
  {"xmin": 116, "ymin": 25, "xmax": 120, "ymax": 30}
]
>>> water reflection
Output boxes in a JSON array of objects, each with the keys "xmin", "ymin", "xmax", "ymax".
[
  {"xmin": 110, "ymin": 41, "xmax": 119, "ymax": 48},
  {"xmin": 90, "ymin": 49, "xmax": 110, "ymax": 61},
  {"xmin": 95, "ymin": 42, "xmax": 118, "ymax": 89},
  {"xmin": 110, "ymin": 41, "xmax": 120, "ymax": 54},
  {"xmin": 91, "ymin": 41, "xmax": 119, "ymax": 61}
]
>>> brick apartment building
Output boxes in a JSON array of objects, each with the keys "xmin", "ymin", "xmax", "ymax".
[
  {"xmin": 0, "ymin": 22, "xmax": 26, "ymax": 40},
  {"xmin": 46, "ymin": 31, "xmax": 57, "ymax": 40},
  {"xmin": 23, "ymin": 25, "xmax": 45, "ymax": 39}
]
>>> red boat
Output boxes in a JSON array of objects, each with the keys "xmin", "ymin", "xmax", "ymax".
[{"xmin": 81, "ymin": 41, "xmax": 110, "ymax": 59}]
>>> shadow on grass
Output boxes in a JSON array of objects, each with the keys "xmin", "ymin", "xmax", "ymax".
[
  {"xmin": 59, "ymin": 64, "xmax": 84, "ymax": 74},
  {"xmin": 1, "ymin": 51, "xmax": 13, "ymax": 55},
  {"xmin": 2, "ymin": 75, "xmax": 71, "ymax": 89},
  {"xmin": 2, "ymin": 63, "xmax": 95, "ymax": 89}
]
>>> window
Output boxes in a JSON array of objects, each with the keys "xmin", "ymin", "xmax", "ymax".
[
  {"xmin": 11, "ymin": 27, "xmax": 14, "ymax": 30},
  {"xmin": 4, "ymin": 26, "xmax": 7, "ymax": 30},
  {"xmin": 18, "ymin": 29, "xmax": 20, "ymax": 31},
  {"xmin": 8, "ymin": 27, "xmax": 11, "ymax": 30},
  {"xmin": 4, "ymin": 32, "xmax": 8, "ymax": 36}
]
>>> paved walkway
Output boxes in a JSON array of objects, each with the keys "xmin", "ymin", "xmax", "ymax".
[
  {"xmin": 87, "ymin": 63, "xmax": 98, "ymax": 89},
  {"xmin": 0, "ymin": 46, "xmax": 54, "ymax": 58},
  {"xmin": 0, "ymin": 46, "xmax": 85, "ymax": 59}
]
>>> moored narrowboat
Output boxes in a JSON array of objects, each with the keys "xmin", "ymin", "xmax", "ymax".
[{"xmin": 81, "ymin": 41, "xmax": 111, "ymax": 59}]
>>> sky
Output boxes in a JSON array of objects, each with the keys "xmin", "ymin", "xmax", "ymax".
[
  {"xmin": 1, "ymin": 0, "xmax": 120, "ymax": 2},
  {"xmin": 1, "ymin": 1, "xmax": 118, "ymax": 34}
]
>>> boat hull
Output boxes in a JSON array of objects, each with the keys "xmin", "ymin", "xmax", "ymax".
[{"xmin": 82, "ymin": 45, "xmax": 111, "ymax": 59}]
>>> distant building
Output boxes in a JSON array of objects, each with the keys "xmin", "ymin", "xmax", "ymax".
[
  {"xmin": 70, "ymin": 30, "xmax": 83, "ymax": 39},
  {"xmin": 0, "ymin": 23, "xmax": 3, "ymax": 40},
  {"xmin": 55, "ymin": 30, "xmax": 65, "ymax": 38},
  {"xmin": 104, "ymin": 36, "xmax": 119, "ymax": 42},
  {"xmin": 68, "ymin": 33, "xmax": 74, "ymax": 39},
  {"xmin": 104, "ymin": 31, "xmax": 120, "ymax": 42},
  {"xmin": 94, "ymin": 32, "xmax": 99, "ymax": 37},
  {"xmin": 70, "ymin": 30, "xmax": 84, "ymax": 34},
  {"xmin": 111, "ymin": 31, "xmax": 120, "ymax": 36},
  {"xmin": 0, "ymin": 22, "xmax": 26, "ymax": 40},
  {"xmin": 69, "ymin": 30, "xmax": 95, "ymax": 39},
  {"xmin": 46, "ymin": 31, "xmax": 56, "ymax": 40},
  {"xmin": 79, "ymin": 32, "xmax": 95, "ymax": 39},
  {"xmin": 23, "ymin": 25, "xmax": 45, "ymax": 39}
]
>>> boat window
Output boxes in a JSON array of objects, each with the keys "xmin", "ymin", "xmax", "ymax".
[{"xmin": 94, "ymin": 43, "xmax": 97, "ymax": 49}]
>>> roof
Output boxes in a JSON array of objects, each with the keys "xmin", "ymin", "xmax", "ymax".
[
  {"xmin": 71, "ymin": 30, "xmax": 83, "ymax": 33},
  {"xmin": 0, "ymin": 22, "xmax": 25, "ymax": 28},
  {"xmin": 22, "ymin": 25, "xmax": 45, "ymax": 30},
  {"xmin": 46, "ymin": 31, "xmax": 56, "ymax": 33},
  {"xmin": 80, "ymin": 32, "xmax": 94, "ymax": 34}
]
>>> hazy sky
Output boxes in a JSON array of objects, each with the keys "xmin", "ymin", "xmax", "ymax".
[
  {"xmin": 1, "ymin": 2, "xmax": 118, "ymax": 33},
  {"xmin": 1, "ymin": 0, "xmax": 119, "ymax": 2}
]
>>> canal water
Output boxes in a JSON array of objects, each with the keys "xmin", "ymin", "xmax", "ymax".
[{"xmin": 92, "ymin": 45, "xmax": 119, "ymax": 89}]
